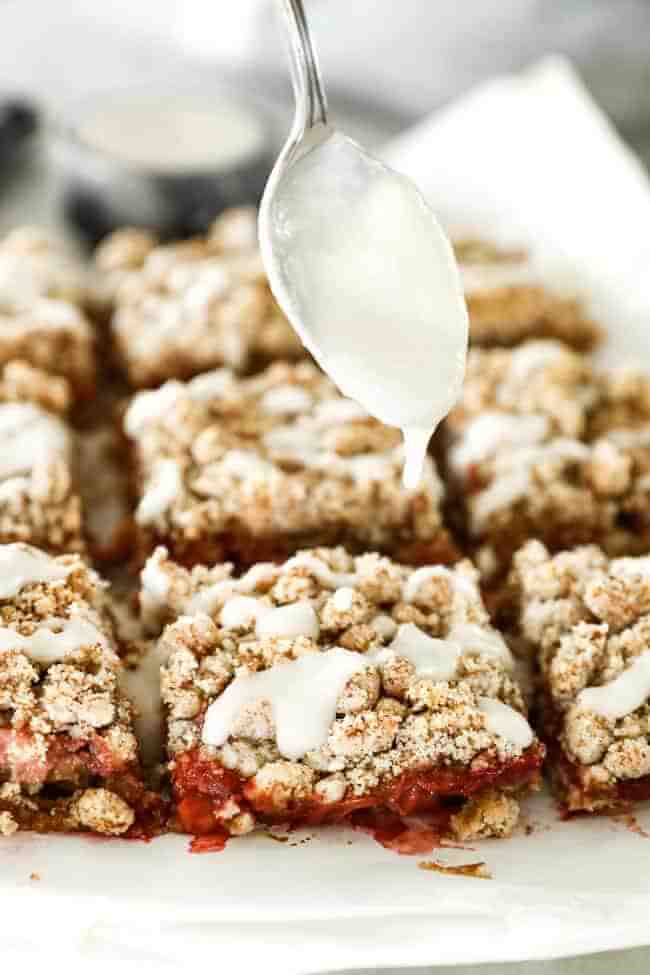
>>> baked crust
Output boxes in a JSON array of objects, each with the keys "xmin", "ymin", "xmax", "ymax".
[{"xmin": 144, "ymin": 546, "xmax": 542, "ymax": 847}]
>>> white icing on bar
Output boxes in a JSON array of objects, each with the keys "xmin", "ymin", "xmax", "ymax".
[
  {"xmin": 260, "ymin": 384, "xmax": 314, "ymax": 415},
  {"xmin": 507, "ymin": 340, "xmax": 565, "ymax": 384},
  {"xmin": 284, "ymin": 554, "xmax": 357, "ymax": 589},
  {"xmin": 460, "ymin": 260, "xmax": 538, "ymax": 295},
  {"xmin": 136, "ymin": 460, "xmax": 182, "ymax": 524},
  {"xmin": 472, "ymin": 438, "xmax": 591, "ymax": 528},
  {"xmin": 186, "ymin": 369, "xmax": 234, "ymax": 401},
  {"xmin": 0, "ymin": 544, "xmax": 73, "ymax": 599},
  {"xmin": 0, "ymin": 614, "xmax": 109, "ymax": 665},
  {"xmin": 255, "ymin": 602, "xmax": 320, "ymax": 640},
  {"xmin": 220, "ymin": 595, "xmax": 266, "ymax": 630},
  {"xmin": 124, "ymin": 382, "xmax": 184, "ymax": 437},
  {"xmin": 577, "ymin": 652, "xmax": 650, "ymax": 721},
  {"xmin": 220, "ymin": 450, "xmax": 276, "ymax": 480},
  {"xmin": 0, "ymin": 403, "xmax": 69, "ymax": 479},
  {"xmin": 450, "ymin": 412, "xmax": 549, "ymax": 474},
  {"xmin": 312, "ymin": 397, "xmax": 369, "ymax": 426},
  {"xmin": 446, "ymin": 623, "xmax": 513, "ymax": 667},
  {"xmin": 609, "ymin": 557, "xmax": 650, "ymax": 581},
  {"xmin": 478, "ymin": 697, "xmax": 533, "ymax": 748},
  {"xmin": 402, "ymin": 565, "xmax": 478, "ymax": 603},
  {"xmin": 332, "ymin": 587, "xmax": 355, "ymax": 611},
  {"xmin": 371, "ymin": 614, "xmax": 398, "ymax": 641},
  {"xmin": 373, "ymin": 622, "xmax": 461, "ymax": 680},
  {"xmin": 202, "ymin": 647, "xmax": 367, "ymax": 759},
  {"xmin": 606, "ymin": 427, "xmax": 650, "ymax": 449}
]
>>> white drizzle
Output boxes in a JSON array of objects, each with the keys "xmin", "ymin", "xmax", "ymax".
[
  {"xmin": 260, "ymin": 384, "xmax": 314, "ymax": 415},
  {"xmin": 478, "ymin": 697, "xmax": 533, "ymax": 749},
  {"xmin": 450, "ymin": 411, "xmax": 549, "ymax": 474},
  {"xmin": 577, "ymin": 652, "xmax": 650, "ymax": 721},
  {"xmin": 402, "ymin": 565, "xmax": 478, "ymax": 603},
  {"xmin": 372, "ymin": 623, "xmax": 461, "ymax": 680},
  {"xmin": 202, "ymin": 648, "xmax": 367, "ymax": 759},
  {"xmin": 136, "ymin": 460, "xmax": 182, "ymax": 525},
  {"xmin": 0, "ymin": 544, "xmax": 72, "ymax": 599},
  {"xmin": 0, "ymin": 403, "xmax": 70, "ymax": 479},
  {"xmin": 220, "ymin": 596, "xmax": 320, "ymax": 641},
  {"xmin": 0, "ymin": 615, "xmax": 109, "ymax": 665},
  {"xmin": 507, "ymin": 340, "xmax": 565, "ymax": 384},
  {"xmin": 283, "ymin": 554, "xmax": 357, "ymax": 589},
  {"xmin": 446, "ymin": 623, "xmax": 513, "ymax": 667},
  {"xmin": 220, "ymin": 595, "xmax": 266, "ymax": 630}
]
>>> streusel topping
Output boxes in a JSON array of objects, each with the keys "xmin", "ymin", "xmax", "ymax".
[
  {"xmin": 155, "ymin": 548, "xmax": 533, "ymax": 821},
  {"xmin": 0, "ymin": 227, "xmax": 94, "ymax": 312},
  {"xmin": 96, "ymin": 208, "xmax": 302, "ymax": 386},
  {"xmin": 513, "ymin": 541, "xmax": 650, "ymax": 782},
  {"xmin": 125, "ymin": 361, "xmax": 446, "ymax": 552}
]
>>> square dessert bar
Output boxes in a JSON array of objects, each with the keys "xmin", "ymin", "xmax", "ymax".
[
  {"xmin": 513, "ymin": 540, "xmax": 650, "ymax": 813},
  {"xmin": 454, "ymin": 240, "xmax": 600, "ymax": 351},
  {"xmin": 125, "ymin": 360, "xmax": 457, "ymax": 569},
  {"xmin": 0, "ymin": 543, "xmax": 153, "ymax": 836},
  {"xmin": 0, "ymin": 300, "xmax": 96, "ymax": 401},
  {"xmin": 95, "ymin": 207, "xmax": 303, "ymax": 388},
  {"xmin": 0, "ymin": 361, "xmax": 84, "ymax": 554},
  {"xmin": 144, "ymin": 546, "xmax": 543, "ymax": 847},
  {"xmin": 444, "ymin": 340, "xmax": 650, "ymax": 584},
  {"xmin": 0, "ymin": 226, "xmax": 96, "ymax": 314}
]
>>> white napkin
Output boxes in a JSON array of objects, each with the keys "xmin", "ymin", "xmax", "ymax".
[{"xmin": 385, "ymin": 55, "xmax": 650, "ymax": 365}]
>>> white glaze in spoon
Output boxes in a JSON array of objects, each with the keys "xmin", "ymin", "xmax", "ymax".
[{"xmin": 259, "ymin": 2, "xmax": 468, "ymax": 489}]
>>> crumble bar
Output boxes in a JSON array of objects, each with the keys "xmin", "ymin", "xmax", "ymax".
[
  {"xmin": 95, "ymin": 207, "xmax": 303, "ymax": 387},
  {"xmin": 513, "ymin": 540, "xmax": 650, "ymax": 813},
  {"xmin": 124, "ymin": 360, "xmax": 457, "ymax": 569},
  {"xmin": 0, "ymin": 543, "xmax": 156, "ymax": 835},
  {"xmin": 454, "ymin": 241, "xmax": 600, "ymax": 351},
  {"xmin": 145, "ymin": 546, "xmax": 543, "ymax": 846},
  {"xmin": 0, "ymin": 360, "xmax": 84, "ymax": 553},
  {"xmin": 0, "ymin": 300, "xmax": 96, "ymax": 401},
  {"xmin": 0, "ymin": 226, "xmax": 96, "ymax": 314},
  {"xmin": 444, "ymin": 340, "xmax": 650, "ymax": 584}
]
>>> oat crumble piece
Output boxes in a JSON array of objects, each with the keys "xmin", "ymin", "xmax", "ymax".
[
  {"xmin": 0, "ymin": 543, "xmax": 157, "ymax": 836},
  {"xmin": 512, "ymin": 541, "xmax": 650, "ymax": 812},
  {"xmin": 146, "ymin": 546, "xmax": 543, "ymax": 845},
  {"xmin": 124, "ymin": 360, "xmax": 457, "ymax": 569},
  {"xmin": 95, "ymin": 208, "xmax": 303, "ymax": 387}
]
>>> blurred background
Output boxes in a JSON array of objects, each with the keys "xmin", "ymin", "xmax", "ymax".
[{"xmin": 0, "ymin": 0, "xmax": 649, "ymax": 238}]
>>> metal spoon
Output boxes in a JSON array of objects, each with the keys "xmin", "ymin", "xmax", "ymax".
[
  {"xmin": 259, "ymin": 0, "xmax": 468, "ymax": 491},
  {"xmin": 258, "ymin": 0, "xmax": 332, "ymax": 309}
]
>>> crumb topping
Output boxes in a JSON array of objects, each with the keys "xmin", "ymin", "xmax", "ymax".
[
  {"xmin": 0, "ymin": 545, "xmax": 139, "ymax": 807},
  {"xmin": 125, "ymin": 361, "xmax": 446, "ymax": 555},
  {"xmin": 514, "ymin": 541, "xmax": 650, "ymax": 782},
  {"xmin": 0, "ymin": 362, "xmax": 83, "ymax": 553},
  {"xmin": 446, "ymin": 341, "xmax": 650, "ymax": 572},
  {"xmin": 0, "ymin": 227, "xmax": 95, "ymax": 313},
  {"xmin": 154, "ymin": 548, "xmax": 536, "ymax": 834},
  {"xmin": 96, "ymin": 208, "xmax": 303, "ymax": 386}
]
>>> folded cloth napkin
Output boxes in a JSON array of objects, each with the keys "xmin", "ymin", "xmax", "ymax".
[{"xmin": 384, "ymin": 55, "xmax": 650, "ymax": 365}]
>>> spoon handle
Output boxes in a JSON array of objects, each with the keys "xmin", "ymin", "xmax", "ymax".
[{"xmin": 281, "ymin": 0, "xmax": 328, "ymax": 135}]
